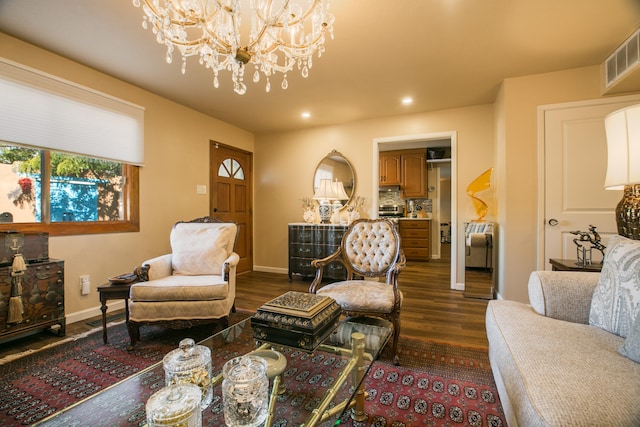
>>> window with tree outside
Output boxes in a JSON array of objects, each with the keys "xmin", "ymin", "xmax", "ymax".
[{"xmin": 0, "ymin": 144, "xmax": 139, "ymax": 236}]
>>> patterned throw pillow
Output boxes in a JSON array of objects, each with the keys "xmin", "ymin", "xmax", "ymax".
[
  {"xmin": 589, "ymin": 235, "xmax": 640, "ymax": 338},
  {"xmin": 619, "ymin": 313, "xmax": 640, "ymax": 363}
]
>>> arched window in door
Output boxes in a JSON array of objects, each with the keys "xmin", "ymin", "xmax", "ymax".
[{"xmin": 218, "ymin": 158, "xmax": 245, "ymax": 180}]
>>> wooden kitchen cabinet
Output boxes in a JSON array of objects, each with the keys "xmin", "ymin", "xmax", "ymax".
[
  {"xmin": 401, "ymin": 149, "xmax": 427, "ymax": 198},
  {"xmin": 379, "ymin": 149, "xmax": 427, "ymax": 198},
  {"xmin": 399, "ymin": 220, "xmax": 430, "ymax": 261},
  {"xmin": 379, "ymin": 151, "xmax": 402, "ymax": 186}
]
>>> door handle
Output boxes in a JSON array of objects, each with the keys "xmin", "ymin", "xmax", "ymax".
[{"xmin": 548, "ymin": 218, "xmax": 559, "ymax": 226}]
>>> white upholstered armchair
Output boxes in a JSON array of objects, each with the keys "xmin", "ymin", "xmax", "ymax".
[
  {"xmin": 127, "ymin": 217, "xmax": 239, "ymax": 348},
  {"xmin": 309, "ymin": 218, "xmax": 406, "ymax": 365}
]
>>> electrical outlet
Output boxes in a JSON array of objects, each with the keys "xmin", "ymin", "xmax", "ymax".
[{"xmin": 80, "ymin": 275, "xmax": 90, "ymax": 295}]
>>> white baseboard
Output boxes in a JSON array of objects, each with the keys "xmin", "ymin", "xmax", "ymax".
[
  {"xmin": 252, "ymin": 265, "xmax": 288, "ymax": 275},
  {"xmin": 65, "ymin": 300, "xmax": 125, "ymax": 325}
]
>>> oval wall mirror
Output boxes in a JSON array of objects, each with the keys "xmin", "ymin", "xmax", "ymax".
[{"xmin": 313, "ymin": 150, "xmax": 356, "ymax": 204}]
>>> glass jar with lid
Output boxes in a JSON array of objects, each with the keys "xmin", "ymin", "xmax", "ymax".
[
  {"xmin": 163, "ymin": 338, "xmax": 213, "ymax": 409},
  {"xmin": 222, "ymin": 355, "xmax": 269, "ymax": 427},
  {"xmin": 146, "ymin": 383, "xmax": 202, "ymax": 427}
]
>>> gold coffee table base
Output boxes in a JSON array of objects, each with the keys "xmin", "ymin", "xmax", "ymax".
[
  {"xmin": 212, "ymin": 332, "xmax": 370, "ymax": 427},
  {"xmin": 309, "ymin": 332, "xmax": 370, "ymax": 426}
]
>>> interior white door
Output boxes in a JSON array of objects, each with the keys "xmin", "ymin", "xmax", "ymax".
[{"xmin": 543, "ymin": 97, "xmax": 640, "ymax": 268}]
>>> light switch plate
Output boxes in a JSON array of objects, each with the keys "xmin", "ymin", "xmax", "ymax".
[{"xmin": 196, "ymin": 184, "xmax": 207, "ymax": 194}]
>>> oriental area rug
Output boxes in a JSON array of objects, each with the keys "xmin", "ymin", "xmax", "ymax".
[{"xmin": 0, "ymin": 315, "xmax": 505, "ymax": 427}]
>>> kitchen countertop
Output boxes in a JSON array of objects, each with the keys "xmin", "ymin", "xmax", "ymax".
[{"xmin": 382, "ymin": 217, "xmax": 432, "ymax": 223}]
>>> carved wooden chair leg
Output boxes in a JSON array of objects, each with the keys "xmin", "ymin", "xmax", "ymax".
[
  {"xmin": 391, "ymin": 316, "xmax": 401, "ymax": 366},
  {"xmin": 127, "ymin": 321, "xmax": 140, "ymax": 351}
]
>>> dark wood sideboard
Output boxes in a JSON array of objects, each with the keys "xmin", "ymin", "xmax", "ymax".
[{"xmin": 288, "ymin": 223, "xmax": 348, "ymax": 281}]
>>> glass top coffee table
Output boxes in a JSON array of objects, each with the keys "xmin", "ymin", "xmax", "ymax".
[{"xmin": 35, "ymin": 316, "xmax": 391, "ymax": 427}]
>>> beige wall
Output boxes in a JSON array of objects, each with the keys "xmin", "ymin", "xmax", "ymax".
[
  {"xmin": 253, "ymin": 105, "xmax": 496, "ymax": 287},
  {"xmin": 495, "ymin": 65, "xmax": 628, "ymax": 302},
  {"xmin": 0, "ymin": 34, "xmax": 254, "ymax": 322}
]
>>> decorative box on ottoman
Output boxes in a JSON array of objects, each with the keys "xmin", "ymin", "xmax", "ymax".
[{"xmin": 251, "ymin": 291, "xmax": 341, "ymax": 351}]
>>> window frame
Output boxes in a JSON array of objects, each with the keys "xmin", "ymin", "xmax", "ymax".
[{"xmin": 0, "ymin": 151, "xmax": 140, "ymax": 236}]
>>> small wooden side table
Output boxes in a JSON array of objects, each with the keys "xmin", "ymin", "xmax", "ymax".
[
  {"xmin": 549, "ymin": 258, "xmax": 603, "ymax": 272},
  {"xmin": 97, "ymin": 280, "xmax": 137, "ymax": 344}
]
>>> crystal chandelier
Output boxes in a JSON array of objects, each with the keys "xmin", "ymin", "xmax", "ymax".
[{"xmin": 132, "ymin": 0, "xmax": 334, "ymax": 95}]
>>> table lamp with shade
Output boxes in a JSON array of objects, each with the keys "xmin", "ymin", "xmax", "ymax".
[
  {"xmin": 604, "ymin": 104, "xmax": 640, "ymax": 239},
  {"xmin": 330, "ymin": 181, "xmax": 350, "ymax": 223},
  {"xmin": 313, "ymin": 178, "xmax": 338, "ymax": 223},
  {"xmin": 331, "ymin": 181, "xmax": 349, "ymax": 208}
]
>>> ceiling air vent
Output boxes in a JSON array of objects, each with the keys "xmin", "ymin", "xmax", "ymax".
[{"xmin": 604, "ymin": 28, "xmax": 640, "ymax": 94}]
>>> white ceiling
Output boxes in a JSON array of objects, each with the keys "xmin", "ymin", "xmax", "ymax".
[{"xmin": 1, "ymin": 0, "xmax": 639, "ymax": 135}]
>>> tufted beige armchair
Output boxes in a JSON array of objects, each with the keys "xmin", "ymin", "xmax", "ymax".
[
  {"xmin": 127, "ymin": 217, "xmax": 239, "ymax": 349},
  {"xmin": 309, "ymin": 218, "xmax": 406, "ymax": 365}
]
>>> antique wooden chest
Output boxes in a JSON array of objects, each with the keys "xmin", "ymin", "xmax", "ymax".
[
  {"xmin": 251, "ymin": 291, "xmax": 341, "ymax": 351},
  {"xmin": 0, "ymin": 259, "xmax": 65, "ymax": 342},
  {"xmin": 0, "ymin": 232, "xmax": 49, "ymax": 266}
]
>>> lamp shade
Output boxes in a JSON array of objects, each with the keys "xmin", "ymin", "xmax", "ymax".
[
  {"xmin": 604, "ymin": 104, "xmax": 640, "ymax": 190},
  {"xmin": 332, "ymin": 181, "xmax": 349, "ymax": 200},
  {"xmin": 313, "ymin": 179, "xmax": 336, "ymax": 200}
]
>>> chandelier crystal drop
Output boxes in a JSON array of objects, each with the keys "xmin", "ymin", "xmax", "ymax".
[{"xmin": 132, "ymin": 0, "xmax": 334, "ymax": 95}]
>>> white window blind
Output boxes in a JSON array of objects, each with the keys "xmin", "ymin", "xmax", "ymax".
[{"xmin": 0, "ymin": 58, "xmax": 144, "ymax": 165}]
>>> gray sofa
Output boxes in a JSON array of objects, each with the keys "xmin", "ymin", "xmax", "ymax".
[{"xmin": 486, "ymin": 264, "xmax": 640, "ymax": 426}]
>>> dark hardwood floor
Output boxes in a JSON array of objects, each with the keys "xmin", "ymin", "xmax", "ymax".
[
  {"xmin": 0, "ymin": 245, "xmax": 489, "ymax": 359},
  {"xmin": 238, "ymin": 245, "xmax": 490, "ymax": 349}
]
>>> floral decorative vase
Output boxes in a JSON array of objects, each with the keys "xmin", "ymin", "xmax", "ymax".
[
  {"xmin": 348, "ymin": 210, "xmax": 360, "ymax": 224},
  {"xmin": 303, "ymin": 210, "xmax": 315, "ymax": 223}
]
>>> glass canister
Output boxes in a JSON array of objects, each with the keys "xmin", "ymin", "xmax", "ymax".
[
  {"xmin": 163, "ymin": 338, "xmax": 213, "ymax": 410},
  {"xmin": 146, "ymin": 384, "xmax": 202, "ymax": 427},
  {"xmin": 222, "ymin": 355, "xmax": 269, "ymax": 427}
]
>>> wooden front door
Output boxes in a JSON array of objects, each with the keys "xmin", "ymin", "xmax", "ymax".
[{"xmin": 210, "ymin": 142, "xmax": 252, "ymax": 273}]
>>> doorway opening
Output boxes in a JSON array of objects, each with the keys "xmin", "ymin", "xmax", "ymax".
[{"xmin": 373, "ymin": 132, "xmax": 458, "ymax": 289}]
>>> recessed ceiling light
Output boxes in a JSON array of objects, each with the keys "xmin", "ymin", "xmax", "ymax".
[
  {"xmin": 402, "ymin": 97, "xmax": 413, "ymax": 105},
  {"xmin": 301, "ymin": 112, "xmax": 311, "ymax": 119}
]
